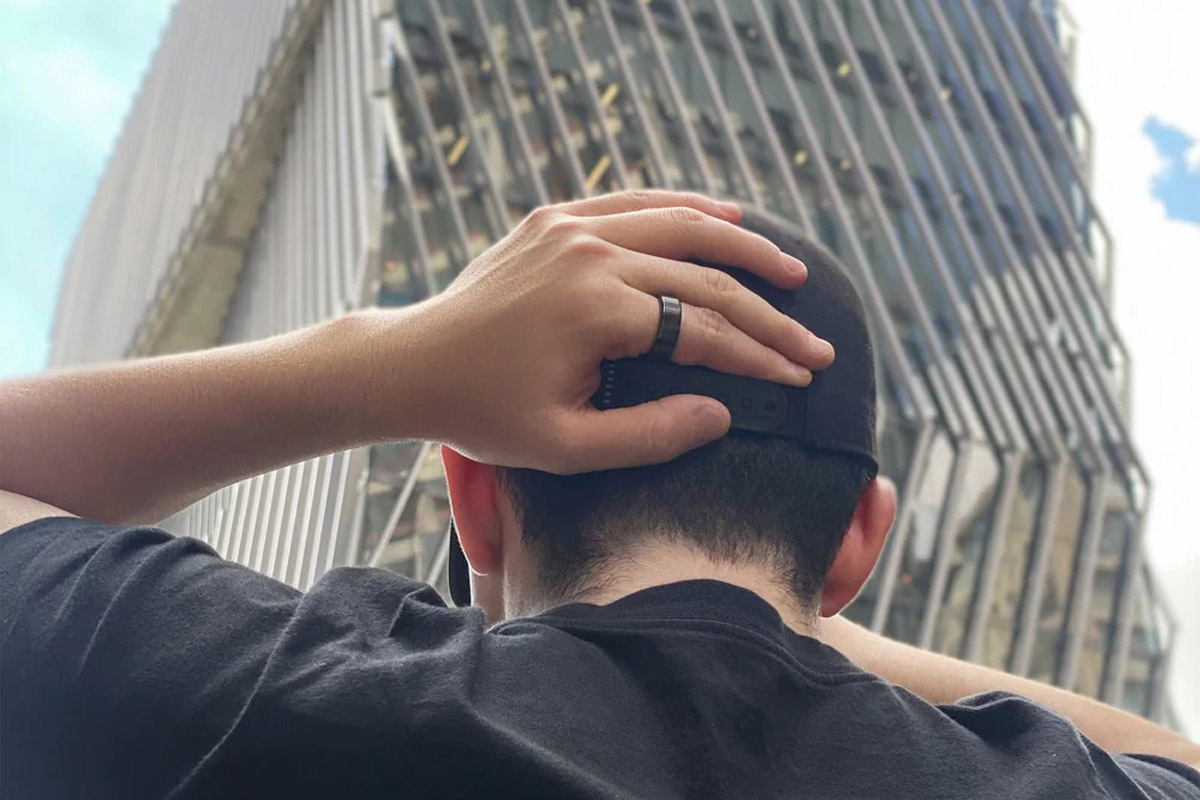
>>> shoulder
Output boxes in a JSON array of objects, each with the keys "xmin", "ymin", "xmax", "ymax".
[
  {"xmin": 1111, "ymin": 753, "xmax": 1200, "ymax": 797},
  {"xmin": 0, "ymin": 515, "xmax": 170, "ymax": 598},
  {"xmin": 942, "ymin": 692, "xmax": 1200, "ymax": 797}
]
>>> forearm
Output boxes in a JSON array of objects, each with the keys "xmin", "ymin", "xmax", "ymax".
[
  {"xmin": 0, "ymin": 308, "xmax": 427, "ymax": 525},
  {"xmin": 821, "ymin": 615, "xmax": 1200, "ymax": 766}
]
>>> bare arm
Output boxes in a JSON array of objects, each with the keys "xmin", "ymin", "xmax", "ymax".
[
  {"xmin": 0, "ymin": 313, "xmax": 415, "ymax": 526},
  {"xmin": 821, "ymin": 614, "xmax": 1200, "ymax": 769},
  {"xmin": 0, "ymin": 191, "xmax": 831, "ymax": 529}
]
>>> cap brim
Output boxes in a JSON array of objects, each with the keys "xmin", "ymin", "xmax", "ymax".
[{"xmin": 446, "ymin": 519, "xmax": 472, "ymax": 607}]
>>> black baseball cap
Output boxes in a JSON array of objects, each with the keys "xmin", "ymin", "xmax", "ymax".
[{"xmin": 447, "ymin": 207, "xmax": 878, "ymax": 607}]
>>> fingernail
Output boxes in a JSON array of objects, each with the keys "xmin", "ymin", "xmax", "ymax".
[
  {"xmin": 791, "ymin": 364, "xmax": 814, "ymax": 386},
  {"xmin": 813, "ymin": 336, "xmax": 835, "ymax": 361},
  {"xmin": 718, "ymin": 201, "xmax": 741, "ymax": 220},
  {"xmin": 693, "ymin": 397, "xmax": 732, "ymax": 433},
  {"xmin": 785, "ymin": 254, "xmax": 807, "ymax": 278}
]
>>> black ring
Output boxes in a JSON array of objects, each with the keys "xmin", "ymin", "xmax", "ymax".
[{"xmin": 650, "ymin": 295, "xmax": 683, "ymax": 358}]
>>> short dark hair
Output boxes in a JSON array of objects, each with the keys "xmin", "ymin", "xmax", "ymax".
[{"xmin": 500, "ymin": 440, "xmax": 873, "ymax": 611}]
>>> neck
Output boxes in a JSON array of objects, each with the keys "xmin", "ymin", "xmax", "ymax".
[{"xmin": 577, "ymin": 542, "xmax": 819, "ymax": 637}]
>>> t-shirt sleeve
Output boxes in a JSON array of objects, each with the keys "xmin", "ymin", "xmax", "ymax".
[
  {"xmin": 943, "ymin": 691, "xmax": 1200, "ymax": 799},
  {"xmin": 1112, "ymin": 753, "xmax": 1200, "ymax": 799},
  {"xmin": 0, "ymin": 517, "xmax": 303, "ymax": 797},
  {"xmin": 0, "ymin": 516, "xmax": 464, "ymax": 799}
]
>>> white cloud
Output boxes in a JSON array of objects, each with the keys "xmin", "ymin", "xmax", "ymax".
[
  {"xmin": 1187, "ymin": 139, "xmax": 1200, "ymax": 174},
  {"xmin": 1071, "ymin": 0, "xmax": 1200, "ymax": 734}
]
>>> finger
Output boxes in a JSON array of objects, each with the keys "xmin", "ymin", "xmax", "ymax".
[
  {"xmin": 556, "ymin": 190, "xmax": 741, "ymax": 222},
  {"xmin": 612, "ymin": 293, "xmax": 815, "ymax": 387},
  {"xmin": 621, "ymin": 255, "xmax": 835, "ymax": 370},
  {"xmin": 554, "ymin": 396, "xmax": 731, "ymax": 473},
  {"xmin": 674, "ymin": 304, "xmax": 815, "ymax": 387},
  {"xmin": 587, "ymin": 206, "xmax": 807, "ymax": 287}
]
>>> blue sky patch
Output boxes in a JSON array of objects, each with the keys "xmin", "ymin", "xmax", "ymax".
[
  {"xmin": 0, "ymin": 0, "xmax": 175, "ymax": 377},
  {"xmin": 1143, "ymin": 117, "xmax": 1200, "ymax": 225}
]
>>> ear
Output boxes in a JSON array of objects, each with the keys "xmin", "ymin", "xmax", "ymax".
[
  {"xmin": 820, "ymin": 476, "xmax": 896, "ymax": 617},
  {"xmin": 441, "ymin": 445, "xmax": 504, "ymax": 576}
]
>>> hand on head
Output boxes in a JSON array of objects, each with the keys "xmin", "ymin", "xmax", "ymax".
[
  {"xmin": 409, "ymin": 190, "xmax": 836, "ymax": 475},
  {"xmin": 430, "ymin": 194, "xmax": 895, "ymax": 625}
]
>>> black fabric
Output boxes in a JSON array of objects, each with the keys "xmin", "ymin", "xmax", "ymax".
[{"xmin": 3, "ymin": 517, "xmax": 1197, "ymax": 800}]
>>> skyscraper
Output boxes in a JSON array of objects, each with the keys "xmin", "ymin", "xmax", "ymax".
[{"xmin": 50, "ymin": 0, "xmax": 1176, "ymax": 722}]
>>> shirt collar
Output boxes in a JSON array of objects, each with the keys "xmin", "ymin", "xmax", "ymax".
[
  {"xmin": 497, "ymin": 579, "xmax": 864, "ymax": 677},
  {"xmin": 534, "ymin": 578, "xmax": 797, "ymax": 642}
]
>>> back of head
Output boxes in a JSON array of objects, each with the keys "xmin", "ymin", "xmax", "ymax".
[{"xmin": 500, "ymin": 210, "xmax": 879, "ymax": 613}]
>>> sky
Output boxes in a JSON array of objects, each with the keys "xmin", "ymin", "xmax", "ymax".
[
  {"xmin": 1070, "ymin": 0, "xmax": 1200, "ymax": 735},
  {"xmin": 0, "ymin": 0, "xmax": 1197, "ymax": 731},
  {"xmin": 0, "ymin": 0, "xmax": 177, "ymax": 375}
]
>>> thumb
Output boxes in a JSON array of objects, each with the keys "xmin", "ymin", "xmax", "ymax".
[{"xmin": 556, "ymin": 395, "xmax": 731, "ymax": 473}]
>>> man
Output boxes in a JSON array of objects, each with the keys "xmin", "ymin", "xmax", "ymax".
[{"xmin": 1, "ymin": 191, "xmax": 1196, "ymax": 798}]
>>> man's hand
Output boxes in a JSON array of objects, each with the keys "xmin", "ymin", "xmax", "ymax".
[
  {"xmin": 0, "ymin": 191, "xmax": 833, "ymax": 527},
  {"xmin": 376, "ymin": 190, "xmax": 834, "ymax": 473}
]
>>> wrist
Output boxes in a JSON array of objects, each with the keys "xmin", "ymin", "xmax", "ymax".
[{"xmin": 325, "ymin": 302, "xmax": 449, "ymax": 445}]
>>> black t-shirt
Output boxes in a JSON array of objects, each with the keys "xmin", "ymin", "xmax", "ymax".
[{"xmin": 2, "ymin": 518, "xmax": 1196, "ymax": 799}]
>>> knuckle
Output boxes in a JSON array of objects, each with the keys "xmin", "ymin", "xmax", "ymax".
[
  {"xmin": 702, "ymin": 267, "xmax": 737, "ymax": 300},
  {"xmin": 759, "ymin": 238, "xmax": 785, "ymax": 264},
  {"xmin": 639, "ymin": 415, "xmax": 673, "ymax": 462},
  {"xmin": 525, "ymin": 205, "xmax": 559, "ymax": 230},
  {"xmin": 740, "ymin": 230, "xmax": 780, "ymax": 259},
  {"xmin": 553, "ymin": 213, "xmax": 587, "ymax": 233},
  {"xmin": 665, "ymin": 205, "xmax": 708, "ymax": 230},
  {"xmin": 692, "ymin": 308, "xmax": 727, "ymax": 360},
  {"xmin": 697, "ymin": 306, "xmax": 726, "ymax": 338},
  {"xmin": 623, "ymin": 189, "xmax": 655, "ymax": 209},
  {"xmin": 566, "ymin": 232, "xmax": 614, "ymax": 260}
]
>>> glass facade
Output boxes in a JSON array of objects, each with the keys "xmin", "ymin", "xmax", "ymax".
[{"xmin": 51, "ymin": 0, "xmax": 1176, "ymax": 723}]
